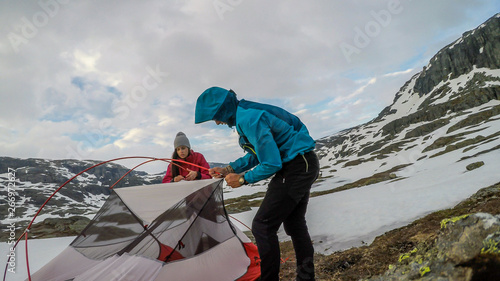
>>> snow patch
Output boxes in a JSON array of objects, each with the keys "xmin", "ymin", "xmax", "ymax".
[{"xmin": 474, "ymin": 213, "xmax": 500, "ymax": 229}]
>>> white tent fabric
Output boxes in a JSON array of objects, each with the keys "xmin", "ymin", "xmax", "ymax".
[
  {"xmin": 27, "ymin": 179, "xmax": 260, "ymax": 281},
  {"xmin": 23, "ymin": 247, "xmax": 101, "ymax": 281},
  {"xmin": 114, "ymin": 179, "xmax": 222, "ymax": 224},
  {"xmin": 155, "ymin": 236, "xmax": 251, "ymax": 281},
  {"xmin": 73, "ymin": 253, "xmax": 163, "ymax": 281}
]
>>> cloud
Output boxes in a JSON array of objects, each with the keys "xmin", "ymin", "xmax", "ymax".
[
  {"xmin": 0, "ymin": 0, "xmax": 498, "ymax": 173},
  {"xmin": 329, "ymin": 77, "xmax": 376, "ymax": 106},
  {"xmin": 383, "ymin": 68, "xmax": 414, "ymax": 77},
  {"xmin": 114, "ymin": 128, "xmax": 146, "ymax": 149},
  {"xmin": 72, "ymin": 49, "xmax": 101, "ymax": 73}
]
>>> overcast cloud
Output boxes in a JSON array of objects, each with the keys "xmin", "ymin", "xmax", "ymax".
[{"xmin": 0, "ymin": 0, "xmax": 498, "ymax": 173}]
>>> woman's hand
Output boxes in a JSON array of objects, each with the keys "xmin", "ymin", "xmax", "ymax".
[
  {"xmin": 173, "ymin": 175, "xmax": 184, "ymax": 182},
  {"xmin": 185, "ymin": 170, "xmax": 198, "ymax": 181}
]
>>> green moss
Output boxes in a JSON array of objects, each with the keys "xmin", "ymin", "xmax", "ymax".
[
  {"xmin": 398, "ymin": 247, "xmax": 418, "ymax": 262},
  {"xmin": 416, "ymin": 256, "xmax": 424, "ymax": 264},
  {"xmin": 481, "ymin": 238, "xmax": 500, "ymax": 254},
  {"xmin": 440, "ymin": 214, "xmax": 470, "ymax": 229},
  {"xmin": 419, "ymin": 266, "xmax": 431, "ymax": 277}
]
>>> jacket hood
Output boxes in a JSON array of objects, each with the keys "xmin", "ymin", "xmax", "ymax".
[{"xmin": 195, "ymin": 87, "xmax": 238, "ymax": 127}]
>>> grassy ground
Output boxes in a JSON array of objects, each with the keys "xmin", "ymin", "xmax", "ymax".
[{"xmin": 277, "ymin": 181, "xmax": 500, "ymax": 280}]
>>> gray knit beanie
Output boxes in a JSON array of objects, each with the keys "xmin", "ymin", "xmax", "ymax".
[{"xmin": 174, "ymin": 132, "xmax": 190, "ymax": 149}]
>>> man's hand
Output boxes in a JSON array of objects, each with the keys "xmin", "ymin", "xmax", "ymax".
[
  {"xmin": 209, "ymin": 167, "xmax": 226, "ymax": 178},
  {"xmin": 225, "ymin": 173, "xmax": 243, "ymax": 188}
]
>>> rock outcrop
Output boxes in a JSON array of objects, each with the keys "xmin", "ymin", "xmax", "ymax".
[
  {"xmin": 413, "ymin": 13, "xmax": 500, "ymax": 96},
  {"xmin": 366, "ymin": 213, "xmax": 500, "ymax": 281},
  {"xmin": 315, "ymin": 13, "xmax": 500, "ymax": 191}
]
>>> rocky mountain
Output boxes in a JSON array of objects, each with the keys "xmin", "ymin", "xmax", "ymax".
[
  {"xmin": 1, "ymin": 12, "xmax": 499, "ymax": 280},
  {"xmin": 315, "ymin": 13, "xmax": 499, "ymax": 190},
  {"xmin": 0, "ymin": 157, "xmax": 164, "ymax": 227},
  {"xmin": 0, "ymin": 156, "xmax": 229, "ymax": 238}
]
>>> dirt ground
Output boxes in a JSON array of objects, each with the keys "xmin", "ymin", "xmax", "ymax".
[{"xmin": 278, "ymin": 182, "xmax": 500, "ymax": 281}]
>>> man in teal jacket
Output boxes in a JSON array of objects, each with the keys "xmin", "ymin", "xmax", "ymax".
[{"xmin": 195, "ymin": 87, "xmax": 319, "ymax": 281}]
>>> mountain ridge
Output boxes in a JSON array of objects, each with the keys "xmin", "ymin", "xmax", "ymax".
[
  {"xmin": 2, "ymin": 13, "xmax": 500, "ymax": 235},
  {"xmin": 1, "ymin": 11, "xmax": 500, "ymax": 281},
  {"xmin": 0, "ymin": 156, "xmax": 229, "ymax": 227},
  {"xmin": 315, "ymin": 14, "xmax": 499, "ymax": 189}
]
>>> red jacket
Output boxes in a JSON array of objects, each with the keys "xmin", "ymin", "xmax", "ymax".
[{"xmin": 162, "ymin": 151, "xmax": 211, "ymax": 183}]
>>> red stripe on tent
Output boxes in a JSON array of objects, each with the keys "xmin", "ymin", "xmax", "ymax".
[{"xmin": 236, "ymin": 242, "xmax": 261, "ymax": 281}]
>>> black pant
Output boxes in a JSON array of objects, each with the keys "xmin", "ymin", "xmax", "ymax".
[{"xmin": 252, "ymin": 151, "xmax": 319, "ymax": 281}]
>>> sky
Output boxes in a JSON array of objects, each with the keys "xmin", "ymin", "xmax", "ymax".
[{"xmin": 0, "ymin": 0, "xmax": 499, "ymax": 173}]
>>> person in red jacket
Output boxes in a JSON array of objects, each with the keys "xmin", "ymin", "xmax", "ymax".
[{"xmin": 162, "ymin": 132, "xmax": 211, "ymax": 183}]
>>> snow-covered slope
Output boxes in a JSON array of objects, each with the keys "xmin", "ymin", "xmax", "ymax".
[
  {"xmin": 230, "ymin": 13, "xmax": 500, "ymax": 253},
  {"xmin": 1, "ymin": 15, "xmax": 499, "ymax": 280},
  {"xmin": 0, "ymin": 158, "xmax": 165, "ymax": 227}
]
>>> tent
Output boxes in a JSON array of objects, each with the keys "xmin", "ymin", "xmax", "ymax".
[{"xmin": 28, "ymin": 178, "xmax": 260, "ymax": 281}]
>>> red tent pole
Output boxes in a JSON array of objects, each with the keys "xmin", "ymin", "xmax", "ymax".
[{"xmin": 109, "ymin": 158, "xmax": 192, "ymax": 189}]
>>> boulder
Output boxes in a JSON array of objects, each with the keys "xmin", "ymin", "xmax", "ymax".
[{"xmin": 366, "ymin": 213, "xmax": 500, "ymax": 280}]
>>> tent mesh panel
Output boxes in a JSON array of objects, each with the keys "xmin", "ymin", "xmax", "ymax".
[
  {"xmin": 70, "ymin": 191, "xmax": 146, "ymax": 260},
  {"xmin": 123, "ymin": 180, "xmax": 235, "ymax": 262},
  {"xmin": 70, "ymin": 180, "xmax": 237, "ymax": 263}
]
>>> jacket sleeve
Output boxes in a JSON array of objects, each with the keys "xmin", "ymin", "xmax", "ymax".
[
  {"xmin": 195, "ymin": 153, "xmax": 212, "ymax": 179},
  {"xmin": 231, "ymin": 110, "xmax": 283, "ymax": 183},
  {"xmin": 230, "ymin": 153, "xmax": 259, "ymax": 174},
  {"xmin": 162, "ymin": 164, "xmax": 173, "ymax": 183}
]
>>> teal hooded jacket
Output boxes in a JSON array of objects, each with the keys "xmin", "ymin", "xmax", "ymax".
[{"xmin": 195, "ymin": 87, "xmax": 316, "ymax": 183}]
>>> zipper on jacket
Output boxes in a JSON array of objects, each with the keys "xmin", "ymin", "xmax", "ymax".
[
  {"xmin": 243, "ymin": 144, "xmax": 257, "ymax": 155},
  {"xmin": 302, "ymin": 154, "xmax": 309, "ymax": 173}
]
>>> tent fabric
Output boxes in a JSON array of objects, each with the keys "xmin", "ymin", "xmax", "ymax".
[
  {"xmin": 238, "ymin": 242, "xmax": 261, "ymax": 281},
  {"xmin": 70, "ymin": 191, "xmax": 146, "ymax": 260},
  {"xmin": 72, "ymin": 253, "xmax": 163, "ymax": 281},
  {"xmin": 28, "ymin": 179, "xmax": 260, "ymax": 281},
  {"xmin": 155, "ymin": 237, "xmax": 252, "ymax": 281},
  {"xmin": 23, "ymin": 247, "xmax": 101, "ymax": 281},
  {"xmin": 114, "ymin": 179, "xmax": 216, "ymax": 224}
]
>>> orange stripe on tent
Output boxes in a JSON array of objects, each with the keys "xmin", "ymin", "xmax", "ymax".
[
  {"xmin": 236, "ymin": 242, "xmax": 261, "ymax": 281},
  {"xmin": 158, "ymin": 243, "xmax": 184, "ymax": 262}
]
